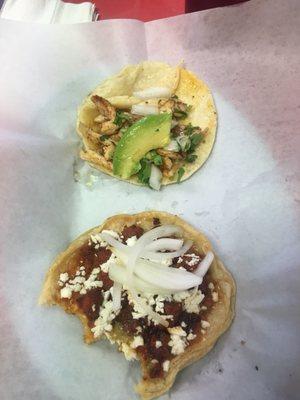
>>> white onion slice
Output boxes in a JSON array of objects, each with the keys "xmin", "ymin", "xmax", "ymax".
[
  {"xmin": 149, "ymin": 164, "xmax": 162, "ymax": 191},
  {"xmin": 142, "ymin": 239, "xmax": 193, "ymax": 262},
  {"xmin": 133, "ymin": 87, "xmax": 171, "ymax": 100},
  {"xmin": 145, "ymin": 238, "xmax": 183, "ymax": 252},
  {"xmin": 194, "ymin": 251, "xmax": 214, "ymax": 278},
  {"xmin": 164, "ymin": 139, "xmax": 180, "ymax": 152},
  {"xmin": 109, "ymin": 263, "xmax": 179, "ymax": 295},
  {"xmin": 135, "ymin": 259, "xmax": 202, "ymax": 291},
  {"xmin": 130, "ymin": 288, "xmax": 169, "ymax": 327},
  {"xmin": 136, "ymin": 225, "xmax": 182, "ymax": 247},
  {"xmin": 99, "ymin": 232, "xmax": 128, "ymax": 252},
  {"xmin": 112, "ymin": 282, "xmax": 122, "ymax": 311},
  {"xmin": 131, "ymin": 104, "xmax": 159, "ymax": 116}
]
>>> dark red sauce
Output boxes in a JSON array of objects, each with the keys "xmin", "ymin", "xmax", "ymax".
[{"xmin": 122, "ymin": 225, "xmax": 144, "ymax": 242}]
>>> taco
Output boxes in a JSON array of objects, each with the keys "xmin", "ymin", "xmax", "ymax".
[
  {"xmin": 77, "ymin": 62, "xmax": 217, "ymax": 189},
  {"xmin": 39, "ymin": 211, "xmax": 235, "ymax": 399}
]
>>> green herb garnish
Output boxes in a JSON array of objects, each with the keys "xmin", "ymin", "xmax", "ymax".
[
  {"xmin": 177, "ymin": 167, "xmax": 185, "ymax": 182},
  {"xmin": 114, "ymin": 110, "xmax": 132, "ymax": 126},
  {"xmin": 188, "ymin": 133, "xmax": 204, "ymax": 153},
  {"xmin": 184, "ymin": 123, "xmax": 194, "ymax": 136},
  {"xmin": 137, "ymin": 158, "xmax": 151, "ymax": 184},
  {"xmin": 146, "ymin": 150, "xmax": 163, "ymax": 166},
  {"xmin": 186, "ymin": 154, "xmax": 197, "ymax": 163}
]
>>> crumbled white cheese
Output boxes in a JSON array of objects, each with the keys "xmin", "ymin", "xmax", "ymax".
[
  {"xmin": 151, "ymin": 359, "xmax": 159, "ymax": 364},
  {"xmin": 201, "ymin": 306, "xmax": 207, "ymax": 311},
  {"xmin": 208, "ymin": 282, "xmax": 214, "ymax": 290},
  {"xmin": 162, "ymin": 360, "xmax": 170, "ymax": 372},
  {"xmin": 181, "ymin": 321, "xmax": 187, "ymax": 328},
  {"xmin": 168, "ymin": 334, "xmax": 187, "ymax": 355},
  {"xmin": 60, "ymin": 269, "xmax": 101, "ymax": 298},
  {"xmin": 91, "ymin": 230, "xmax": 120, "ymax": 248},
  {"xmin": 131, "ymin": 296, "xmax": 150, "ymax": 320},
  {"xmin": 126, "ymin": 235, "xmax": 137, "ymax": 247},
  {"xmin": 173, "ymin": 290, "xmax": 190, "ymax": 302},
  {"xmin": 90, "ymin": 234, "xmax": 102, "ymax": 244},
  {"xmin": 187, "ymin": 333, "xmax": 197, "ymax": 341},
  {"xmin": 91, "ymin": 296, "xmax": 118, "ymax": 338},
  {"xmin": 168, "ymin": 326, "xmax": 187, "ymax": 336},
  {"xmin": 69, "ymin": 276, "xmax": 86, "ymax": 285},
  {"xmin": 183, "ymin": 290, "xmax": 204, "ymax": 313},
  {"xmin": 78, "ymin": 267, "xmax": 103, "ymax": 295},
  {"xmin": 131, "ymin": 335, "xmax": 144, "ymax": 349},
  {"xmin": 102, "ymin": 230, "xmax": 120, "ymax": 239},
  {"xmin": 60, "ymin": 286, "xmax": 73, "ymax": 299},
  {"xmin": 59, "ymin": 272, "xmax": 69, "ymax": 283},
  {"xmin": 92, "ymin": 304, "xmax": 96, "ymax": 312},
  {"xmin": 100, "ymin": 253, "xmax": 118, "ymax": 273},
  {"xmin": 185, "ymin": 253, "xmax": 200, "ymax": 266},
  {"xmin": 201, "ymin": 320, "xmax": 210, "ymax": 329},
  {"xmin": 154, "ymin": 295, "xmax": 166, "ymax": 313},
  {"xmin": 212, "ymin": 292, "xmax": 219, "ymax": 302},
  {"xmin": 201, "ymin": 329, "xmax": 206, "ymax": 335},
  {"xmin": 129, "ymin": 292, "xmax": 173, "ymax": 322},
  {"xmin": 155, "ymin": 341, "xmax": 162, "ymax": 348}
]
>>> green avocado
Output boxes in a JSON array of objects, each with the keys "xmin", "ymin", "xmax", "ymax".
[{"xmin": 113, "ymin": 113, "xmax": 171, "ymax": 179}]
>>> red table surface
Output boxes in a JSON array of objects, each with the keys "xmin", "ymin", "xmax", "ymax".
[{"xmin": 66, "ymin": 0, "xmax": 249, "ymax": 22}]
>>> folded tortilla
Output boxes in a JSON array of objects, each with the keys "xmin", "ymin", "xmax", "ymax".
[{"xmin": 77, "ymin": 62, "xmax": 217, "ymax": 185}]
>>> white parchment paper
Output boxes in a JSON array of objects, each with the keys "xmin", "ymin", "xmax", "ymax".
[{"xmin": 0, "ymin": 1, "xmax": 299, "ymax": 399}]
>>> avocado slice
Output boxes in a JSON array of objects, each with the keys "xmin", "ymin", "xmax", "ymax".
[{"xmin": 113, "ymin": 113, "xmax": 171, "ymax": 179}]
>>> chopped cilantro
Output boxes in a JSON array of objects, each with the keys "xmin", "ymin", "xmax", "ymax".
[
  {"xmin": 100, "ymin": 134, "xmax": 109, "ymax": 141},
  {"xmin": 137, "ymin": 158, "xmax": 151, "ymax": 184},
  {"xmin": 184, "ymin": 123, "xmax": 195, "ymax": 136},
  {"xmin": 114, "ymin": 110, "xmax": 132, "ymax": 126},
  {"xmin": 177, "ymin": 167, "xmax": 185, "ymax": 183},
  {"xmin": 188, "ymin": 133, "xmax": 204, "ymax": 153},
  {"xmin": 147, "ymin": 150, "xmax": 163, "ymax": 166},
  {"xmin": 186, "ymin": 154, "xmax": 197, "ymax": 163}
]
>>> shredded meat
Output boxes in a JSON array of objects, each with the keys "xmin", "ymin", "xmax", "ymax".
[
  {"xmin": 162, "ymin": 156, "xmax": 173, "ymax": 171},
  {"xmin": 162, "ymin": 163, "xmax": 180, "ymax": 178},
  {"xmin": 99, "ymin": 121, "xmax": 118, "ymax": 135},
  {"xmin": 103, "ymin": 142, "xmax": 115, "ymax": 160},
  {"xmin": 171, "ymin": 124, "xmax": 186, "ymax": 137},
  {"xmin": 91, "ymin": 95, "xmax": 116, "ymax": 121},
  {"xmin": 157, "ymin": 149, "xmax": 183, "ymax": 161},
  {"xmin": 159, "ymin": 97, "xmax": 190, "ymax": 117}
]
